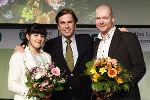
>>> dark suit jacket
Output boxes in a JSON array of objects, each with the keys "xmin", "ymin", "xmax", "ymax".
[
  {"xmin": 43, "ymin": 34, "xmax": 93, "ymax": 100},
  {"xmin": 93, "ymin": 29, "xmax": 146, "ymax": 100}
]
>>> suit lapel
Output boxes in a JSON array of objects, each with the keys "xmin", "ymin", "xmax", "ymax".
[
  {"xmin": 73, "ymin": 35, "xmax": 86, "ymax": 72},
  {"xmin": 93, "ymin": 38, "xmax": 101, "ymax": 58},
  {"xmin": 73, "ymin": 35, "xmax": 81, "ymax": 70},
  {"xmin": 24, "ymin": 47, "xmax": 36, "ymax": 69},
  {"xmin": 53, "ymin": 37, "xmax": 69, "ymax": 69},
  {"xmin": 108, "ymin": 29, "xmax": 121, "ymax": 57}
]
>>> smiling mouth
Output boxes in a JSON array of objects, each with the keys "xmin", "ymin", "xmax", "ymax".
[{"xmin": 64, "ymin": 30, "xmax": 70, "ymax": 33}]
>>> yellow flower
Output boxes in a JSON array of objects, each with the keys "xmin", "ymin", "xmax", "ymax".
[
  {"xmin": 108, "ymin": 68, "xmax": 117, "ymax": 78},
  {"xmin": 99, "ymin": 67, "xmax": 107, "ymax": 75},
  {"xmin": 19, "ymin": 19, "xmax": 25, "ymax": 24},
  {"xmin": 90, "ymin": 67, "xmax": 97, "ymax": 74},
  {"xmin": 21, "ymin": 7, "xmax": 34, "ymax": 22},
  {"xmin": 115, "ymin": 77, "xmax": 123, "ymax": 84},
  {"xmin": 92, "ymin": 73, "xmax": 100, "ymax": 83}
]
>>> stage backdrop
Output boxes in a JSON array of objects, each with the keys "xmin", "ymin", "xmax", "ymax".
[
  {"xmin": 0, "ymin": 0, "xmax": 150, "ymax": 25},
  {"xmin": 0, "ymin": 28, "xmax": 150, "ymax": 100}
]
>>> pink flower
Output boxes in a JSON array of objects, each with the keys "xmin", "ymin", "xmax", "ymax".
[
  {"xmin": 51, "ymin": 67, "xmax": 60, "ymax": 76},
  {"xmin": 41, "ymin": 81, "xmax": 49, "ymax": 87},
  {"xmin": 111, "ymin": 59, "xmax": 118, "ymax": 66},
  {"xmin": 33, "ymin": 83, "xmax": 38, "ymax": 88},
  {"xmin": 39, "ymin": 86, "xmax": 44, "ymax": 91}
]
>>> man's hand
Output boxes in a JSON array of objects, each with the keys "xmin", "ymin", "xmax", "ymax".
[
  {"xmin": 14, "ymin": 45, "xmax": 25, "ymax": 53},
  {"xmin": 119, "ymin": 27, "xmax": 128, "ymax": 32},
  {"xmin": 94, "ymin": 89, "xmax": 113, "ymax": 100}
]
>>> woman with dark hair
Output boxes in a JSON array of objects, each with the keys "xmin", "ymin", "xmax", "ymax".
[{"xmin": 8, "ymin": 23, "xmax": 52, "ymax": 100}]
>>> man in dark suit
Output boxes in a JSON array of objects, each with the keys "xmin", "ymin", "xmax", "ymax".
[
  {"xmin": 43, "ymin": 9, "xmax": 93, "ymax": 100},
  {"xmin": 93, "ymin": 4, "xmax": 146, "ymax": 100}
]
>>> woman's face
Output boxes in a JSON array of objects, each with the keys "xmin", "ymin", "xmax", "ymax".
[{"xmin": 26, "ymin": 33, "xmax": 45, "ymax": 50}]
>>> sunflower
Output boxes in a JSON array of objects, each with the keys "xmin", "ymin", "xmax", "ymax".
[{"xmin": 36, "ymin": 13, "xmax": 50, "ymax": 24}]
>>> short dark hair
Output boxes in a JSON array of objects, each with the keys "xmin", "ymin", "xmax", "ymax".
[
  {"xmin": 55, "ymin": 8, "xmax": 78, "ymax": 25},
  {"xmin": 21, "ymin": 23, "xmax": 47, "ymax": 46}
]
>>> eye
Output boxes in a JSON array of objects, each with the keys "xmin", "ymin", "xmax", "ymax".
[
  {"xmin": 34, "ymin": 34, "xmax": 38, "ymax": 36},
  {"xmin": 41, "ymin": 35, "xmax": 45, "ymax": 38},
  {"xmin": 68, "ymin": 21, "xmax": 73, "ymax": 24},
  {"xmin": 60, "ymin": 21, "xmax": 65, "ymax": 24}
]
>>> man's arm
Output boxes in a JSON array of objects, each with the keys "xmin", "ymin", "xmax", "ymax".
[{"xmin": 127, "ymin": 33, "xmax": 146, "ymax": 85}]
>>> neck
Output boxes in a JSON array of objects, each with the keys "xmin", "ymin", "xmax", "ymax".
[
  {"xmin": 28, "ymin": 46, "xmax": 40, "ymax": 55},
  {"xmin": 101, "ymin": 34, "xmax": 107, "ymax": 40}
]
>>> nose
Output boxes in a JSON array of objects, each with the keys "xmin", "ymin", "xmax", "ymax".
[
  {"xmin": 65, "ymin": 23, "xmax": 69, "ymax": 29},
  {"xmin": 37, "ymin": 35, "xmax": 42, "ymax": 41},
  {"xmin": 100, "ymin": 19, "xmax": 104, "ymax": 24}
]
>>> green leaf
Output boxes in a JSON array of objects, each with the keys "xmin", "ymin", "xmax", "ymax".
[
  {"xmin": 38, "ymin": 92, "xmax": 45, "ymax": 98},
  {"xmin": 55, "ymin": 85, "xmax": 64, "ymax": 91},
  {"xmin": 25, "ymin": 82, "xmax": 32, "ymax": 87},
  {"xmin": 86, "ymin": 58, "xmax": 95, "ymax": 68},
  {"xmin": 28, "ymin": 92, "xmax": 33, "ymax": 99},
  {"xmin": 122, "ymin": 84, "xmax": 129, "ymax": 91},
  {"xmin": 92, "ymin": 82, "xmax": 104, "ymax": 91},
  {"xmin": 106, "ymin": 81, "xmax": 113, "ymax": 87},
  {"xmin": 104, "ymin": 83, "xmax": 111, "ymax": 92}
]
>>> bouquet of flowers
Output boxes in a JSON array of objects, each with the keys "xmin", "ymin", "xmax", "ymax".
[
  {"xmin": 25, "ymin": 63, "xmax": 66, "ymax": 99},
  {"xmin": 84, "ymin": 57, "xmax": 132, "ymax": 99}
]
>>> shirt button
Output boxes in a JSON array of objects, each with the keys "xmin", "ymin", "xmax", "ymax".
[
  {"xmin": 69, "ymin": 87, "xmax": 72, "ymax": 90},
  {"xmin": 71, "ymin": 74, "xmax": 73, "ymax": 76}
]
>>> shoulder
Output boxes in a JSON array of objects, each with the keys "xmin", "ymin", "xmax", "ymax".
[
  {"xmin": 115, "ymin": 30, "xmax": 139, "ymax": 46},
  {"xmin": 43, "ymin": 36, "xmax": 61, "ymax": 50},
  {"xmin": 120, "ymin": 32, "xmax": 138, "ymax": 42},
  {"xmin": 115, "ymin": 29, "xmax": 137, "ymax": 40},
  {"xmin": 45, "ymin": 36, "xmax": 60, "ymax": 44},
  {"xmin": 76, "ymin": 34, "xmax": 91, "ymax": 39},
  {"xmin": 10, "ymin": 52, "xmax": 24, "ymax": 58},
  {"xmin": 9, "ymin": 52, "xmax": 25, "ymax": 63},
  {"xmin": 76, "ymin": 34, "xmax": 93, "ymax": 42}
]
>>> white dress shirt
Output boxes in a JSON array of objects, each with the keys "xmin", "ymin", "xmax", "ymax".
[
  {"xmin": 62, "ymin": 34, "xmax": 78, "ymax": 66},
  {"xmin": 97, "ymin": 26, "xmax": 116, "ymax": 59}
]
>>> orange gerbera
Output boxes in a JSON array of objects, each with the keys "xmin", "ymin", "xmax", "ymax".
[{"xmin": 108, "ymin": 68, "xmax": 117, "ymax": 78}]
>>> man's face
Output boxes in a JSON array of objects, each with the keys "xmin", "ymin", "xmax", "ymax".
[
  {"xmin": 95, "ymin": 7, "xmax": 114, "ymax": 35},
  {"xmin": 58, "ymin": 14, "xmax": 76, "ymax": 39}
]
